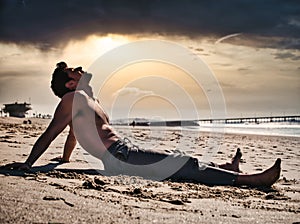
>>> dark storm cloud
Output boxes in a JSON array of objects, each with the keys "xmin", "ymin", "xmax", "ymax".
[
  {"xmin": 273, "ymin": 52, "xmax": 300, "ymax": 60},
  {"xmin": 0, "ymin": 0, "xmax": 299, "ymax": 49}
]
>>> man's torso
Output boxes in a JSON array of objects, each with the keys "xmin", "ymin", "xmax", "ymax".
[{"xmin": 69, "ymin": 90, "xmax": 119, "ymax": 158}]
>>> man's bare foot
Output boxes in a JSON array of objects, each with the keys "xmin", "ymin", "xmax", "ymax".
[
  {"xmin": 235, "ymin": 158, "xmax": 281, "ymax": 187},
  {"xmin": 219, "ymin": 148, "xmax": 242, "ymax": 172}
]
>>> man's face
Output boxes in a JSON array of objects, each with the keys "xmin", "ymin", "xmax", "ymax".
[
  {"xmin": 64, "ymin": 67, "xmax": 84, "ymax": 90},
  {"xmin": 66, "ymin": 67, "xmax": 83, "ymax": 80},
  {"xmin": 64, "ymin": 66, "xmax": 93, "ymax": 96}
]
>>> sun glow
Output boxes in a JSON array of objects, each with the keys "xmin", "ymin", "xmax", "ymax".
[
  {"xmin": 93, "ymin": 34, "xmax": 131, "ymax": 53},
  {"xmin": 61, "ymin": 34, "xmax": 132, "ymax": 67}
]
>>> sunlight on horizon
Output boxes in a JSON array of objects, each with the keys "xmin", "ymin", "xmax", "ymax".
[{"xmin": 97, "ymin": 61, "xmax": 209, "ymax": 120}]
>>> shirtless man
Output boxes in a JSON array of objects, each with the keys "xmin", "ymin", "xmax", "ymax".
[{"xmin": 3, "ymin": 62, "xmax": 281, "ymax": 187}]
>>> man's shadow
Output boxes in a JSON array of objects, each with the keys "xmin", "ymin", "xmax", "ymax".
[
  {"xmin": 0, "ymin": 163, "xmax": 279, "ymax": 194},
  {"xmin": 0, "ymin": 162, "xmax": 104, "ymax": 176}
]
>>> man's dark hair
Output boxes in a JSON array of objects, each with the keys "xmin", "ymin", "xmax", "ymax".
[{"xmin": 51, "ymin": 62, "xmax": 73, "ymax": 98}]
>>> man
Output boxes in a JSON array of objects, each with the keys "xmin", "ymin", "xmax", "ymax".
[{"xmin": 3, "ymin": 62, "xmax": 281, "ymax": 187}]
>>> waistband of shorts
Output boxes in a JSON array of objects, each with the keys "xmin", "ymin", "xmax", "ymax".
[
  {"xmin": 107, "ymin": 139, "xmax": 125, "ymax": 153},
  {"xmin": 105, "ymin": 139, "xmax": 129, "ymax": 162}
]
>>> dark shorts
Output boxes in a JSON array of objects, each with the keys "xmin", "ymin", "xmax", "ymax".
[{"xmin": 101, "ymin": 139, "xmax": 238, "ymax": 186}]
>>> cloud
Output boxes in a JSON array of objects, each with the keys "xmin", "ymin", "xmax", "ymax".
[
  {"xmin": 113, "ymin": 87, "xmax": 153, "ymax": 98},
  {"xmin": 213, "ymin": 63, "xmax": 233, "ymax": 67},
  {"xmin": 216, "ymin": 34, "xmax": 300, "ymax": 50},
  {"xmin": 215, "ymin": 33, "xmax": 242, "ymax": 44},
  {"xmin": 273, "ymin": 52, "xmax": 300, "ymax": 61},
  {"xmin": 1, "ymin": 0, "xmax": 299, "ymax": 49},
  {"xmin": 237, "ymin": 67, "xmax": 251, "ymax": 72},
  {"xmin": 288, "ymin": 17, "xmax": 300, "ymax": 28}
]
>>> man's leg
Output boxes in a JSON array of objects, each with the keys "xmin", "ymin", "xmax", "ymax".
[
  {"xmin": 209, "ymin": 149, "xmax": 281, "ymax": 187},
  {"xmin": 234, "ymin": 158, "xmax": 281, "ymax": 187},
  {"xmin": 169, "ymin": 159, "xmax": 239, "ymax": 186},
  {"xmin": 103, "ymin": 141, "xmax": 281, "ymax": 187},
  {"xmin": 169, "ymin": 157, "xmax": 281, "ymax": 187}
]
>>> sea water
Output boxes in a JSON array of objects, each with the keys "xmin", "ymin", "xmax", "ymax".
[{"xmin": 191, "ymin": 122, "xmax": 300, "ymax": 137}]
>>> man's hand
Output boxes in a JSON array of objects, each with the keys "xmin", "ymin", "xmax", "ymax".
[
  {"xmin": 50, "ymin": 156, "xmax": 70, "ymax": 163},
  {"xmin": 0, "ymin": 162, "xmax": 31, "ymax": 171}
]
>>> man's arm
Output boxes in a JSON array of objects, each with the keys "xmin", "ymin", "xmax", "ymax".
[
  {"xmin": 50, "ymin": 124, "xmax": 77, "ymax": 163},
  {"xmin": 4, "ymin": 94, "xmax": 73, "ymax": 170},
  {"xmin": 61, "ymin": 124, "xmax": 77, "ymax": 162},
  {"xmin": 25, "ymin": 95, "xmax": 73, "ymax": 166}
]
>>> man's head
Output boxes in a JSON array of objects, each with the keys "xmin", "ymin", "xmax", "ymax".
[
  {"xmin": 51, "ymin": 62, "xmax": 73, "ymax": 98},
  {"xmin": 51, "ymin": 62, "xmax": 88, "ymax": 98}
]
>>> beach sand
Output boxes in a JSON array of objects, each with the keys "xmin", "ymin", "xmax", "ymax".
[{"xmin": 0, "ymin": 117, "xmax": 299, "ymax": 223}]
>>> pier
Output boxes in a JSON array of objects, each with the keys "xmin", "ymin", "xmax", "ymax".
[{"xmin": 198, "ymin": 115, "xmax": 300, "ymax": 124}]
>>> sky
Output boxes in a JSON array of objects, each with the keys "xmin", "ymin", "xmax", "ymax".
[{"xmin": 0, "ymin": 0, "xmax": 299, "ymax": 120}]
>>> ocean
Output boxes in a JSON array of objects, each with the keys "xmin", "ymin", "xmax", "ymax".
[
  {"xmin": 188, "ymin": 122, "xmax": 300, "ymax": 137},
  {"xmin": 115, "ymin": 118, "xmax": 300, "ymax": 137}
]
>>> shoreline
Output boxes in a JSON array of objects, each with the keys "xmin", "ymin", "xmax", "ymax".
[{"xmin": 113, "ymin": 124, "xmax": 300, "ymax": 138}]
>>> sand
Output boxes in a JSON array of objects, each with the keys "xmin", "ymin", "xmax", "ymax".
[{"xmin": 0, "ymin": 117, "xmax": 299, "ymax": 223}]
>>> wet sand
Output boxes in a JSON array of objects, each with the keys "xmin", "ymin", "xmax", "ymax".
[{"xmin": 0, "ymin": 117, "xmax": 299, "ymax": 223}]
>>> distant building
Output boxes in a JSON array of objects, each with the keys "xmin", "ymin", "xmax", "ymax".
[{"xmin": 2, "ymin": 102, "xmax": 32, "ymax": 118}]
